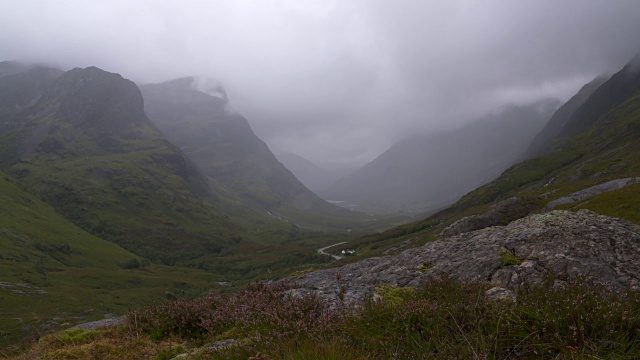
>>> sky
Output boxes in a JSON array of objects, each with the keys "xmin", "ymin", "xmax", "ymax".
[{"xmin": 2, "ymin": 0, "xmax": 640, "ymax": 167}]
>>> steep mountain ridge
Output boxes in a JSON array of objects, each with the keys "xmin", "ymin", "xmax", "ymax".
[
  {"xmin": 288, "ymin": 58, "xmax": 640, "ymax": 308},
  {"xmin": 0, "ymin": 63, "xmax": 63, "ymax": 123},
  {"xmin": 0, "ymin": 66, "xmax": 261, "ymax": 264},
  {"xmin": 321, "ymin": 55, "xmax": 640, "ymax": 263},
  {"xmin": 553, "ymin": 56, "xmax": 640, "ymax": 144},
  {"xmin": 524, "ymin": 75, "xmax": 608, "ymax": 157},
  {"xmin": 0, "ymin": 64, "xmax": 350, "ymax": 346},
  {"xmin": 140, "ymin": 77, "xmax": 367, "ymax": 227}
]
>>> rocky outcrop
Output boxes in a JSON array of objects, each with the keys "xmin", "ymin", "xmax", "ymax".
[
  {"xmin": 545, "ymin": 177, "xmax": 638, "ymax": 210},
  {"xmin": 441, "ymin": 196, "xmax": 540, "ymax": 237},
  {"xmin": 440, "ymin": 177, "xmax": 639, "ymax": 239},
  {"xmin": 290, "ymin": 210, "xmax": 640, "ymax": 308}
]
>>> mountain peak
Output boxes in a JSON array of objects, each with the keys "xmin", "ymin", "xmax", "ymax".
[
  {"xmin": 192, "ymin": 76, "xmax": 228, "ymax": 100},
  {"xmin": 46, "ymin": 66, "xmax": 149, "ymax": 132}
]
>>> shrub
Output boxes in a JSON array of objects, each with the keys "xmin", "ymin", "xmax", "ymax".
[{"xmin": 22, "ymin": 278, "xmax": 639, "ymax": 359}]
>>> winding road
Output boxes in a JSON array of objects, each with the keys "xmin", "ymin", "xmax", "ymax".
[{"xmin": 317, "ymin": 241, "xmax": 347, "ymax": 260}]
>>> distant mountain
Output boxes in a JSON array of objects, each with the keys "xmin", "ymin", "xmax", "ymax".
[
  {"xmin": 140, "ymin": 77, "xmax": 365, "ymax": 225},
  {"xmin": 322, "ymin": 101, "xmax": 558, "ymax": 213},
  {"xmin": 332, "ymin": 53, "xmax": 640, "ymax": 261},
  {"xmin": 0, "ymin": 62, "xmax": 63, "ymax": 121},
  {"xmin": 0, "ymin": 60, "xmax": 30, "ymax": 77},
  {"xmin": 275, "ymin": 152, "xmax": 354, "ymax": 194}
]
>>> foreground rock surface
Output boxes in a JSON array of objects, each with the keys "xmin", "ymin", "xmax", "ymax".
[{"xmin": 290, "ymin": 210, "xmax": 640, "ymax": 308}]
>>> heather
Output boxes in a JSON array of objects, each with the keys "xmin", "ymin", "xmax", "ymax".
[{"xmin": 5, "ymin": 277, "xmax": 640, "ymax": 359}]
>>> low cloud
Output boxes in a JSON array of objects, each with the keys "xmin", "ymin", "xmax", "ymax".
[{"xmin": 2, "ymin": 0, "xmax": 640, "ymax": 166}]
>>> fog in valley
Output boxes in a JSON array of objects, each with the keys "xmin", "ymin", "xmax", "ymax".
[{"xmin": 5, "ymin": 2, "xmax": 640, "ymax": 352}]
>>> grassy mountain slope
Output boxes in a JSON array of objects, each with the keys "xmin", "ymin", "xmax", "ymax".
[
  {"xmin": 0, "ymin": 67, "xmax": 251, "ymax": 264},
  {"xmin": 323, "ymin": 57, "xmax": 640, "ymax": 261},
  {"xmin": 0, "ymin": 66, "xmax": 348, "ymax": 271},
  {"xmin": 0, "ymin": 170, "xmax": 228, "ymax": 348},
  {"xmin": 524, "ymin": 75, "xmax": 608, "ymax": 157},
  {"xmin": 557, "ymin": 56, "xmax": 640, "ymax": 139},
  {"xmin": 0, "ymin": 66, "xmax": 354, "ymax": 347},
  {"xmin": 140, "ymin": 78, "xmax": 369, "ymax": 229}
]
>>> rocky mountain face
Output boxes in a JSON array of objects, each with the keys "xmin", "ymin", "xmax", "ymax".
[
  {"xmin": 322, "ymin": 101, "xmax": 557, "ymax": 214},
  {"xmin": 0, "ymin": 66, "xmax": 257, "ymax": 264},
  {"xmin": 0, "ymin": 64, "xmax": 366, "ymax": 346},
  {"xmin": 557, "ymin": 56, "xmax": 640, "ymax": 140},
  {"xmin": 140, "ymin": 77, "xmax": 365, "ymax": 224},
  {"xmin": 290, "ymin": 210, "xmax": 640, "ymax": 308},
  {"xmin": 0, "ymin": 62, "xmax": 63, "ymax": 122}
]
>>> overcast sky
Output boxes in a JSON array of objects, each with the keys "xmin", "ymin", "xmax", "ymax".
[{"xmin": 2, "ymin": 0, "xmax": 640, "ymax": 167}]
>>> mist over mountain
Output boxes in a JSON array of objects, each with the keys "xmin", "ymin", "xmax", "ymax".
[
  {"xmin": 9, "ymin": 52, "xmax": 640, "ymax": 358},
  {"xmin": 320, "ymin": 52, "xmax": 640, "ymax": 280},
  {"xmin": 0, "ymin": 63, "xmax": 363, "ymax": 345},
  {"xmin": 275, "ymin": 152, "xmax": 356, "ymax": 194},
  {"xmin": 0, "ymin": 66, "xmax": 248, "ymax": 262},
  {"xmin": 0, "ymin": 61, "xmax": 63, "ymax": 120},
  {"xmin": 140, "ymin": 78, "xmax": 365, "ymax": 225},
  {"xmin": 3, "ymin": 1, "xmax": 640, "ymax": 354},
  {"xmin": 323, "ymin": 101, "xmax": 558, "ymax": 214}
]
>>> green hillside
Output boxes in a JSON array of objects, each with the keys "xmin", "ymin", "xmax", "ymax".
[
  {"xmin": 323, "ymin": 57, "xmax": 640, "ymax": 261},
  {"xmin": 0, "ymin": 67, "xmax": 254, "ymax": 264},
  {"xmin": 0, "ymin": 171, "xmax": 228, "ymax": 348},
  {"xmin": 0, "ymin": 66, "xmax": 353, "ymax": 347}
]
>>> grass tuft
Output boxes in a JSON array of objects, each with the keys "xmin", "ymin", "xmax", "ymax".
[{"xmin": 499, "ymin": 250, "xmax": 523, "ymax": 266}]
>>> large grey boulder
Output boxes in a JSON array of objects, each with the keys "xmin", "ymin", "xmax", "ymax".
[{"xmin": 290, "ymin": 210, "xmax": 640, "ymax": 308}]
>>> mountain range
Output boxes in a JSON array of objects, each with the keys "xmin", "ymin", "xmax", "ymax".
[
  {"xmin": 139, "ymin": 78, "xmax": 363, "ymax": 227},
  {"xmin": 325, "ymin": 54, "xmax": 640, "ymax": 261},
  {"xmin": 3, "ymin": 52, "xmax": 640, "ymax": 352},
  {"xmin": 0, "ymin": 62, "xmax": 363, "ymax": 346}
]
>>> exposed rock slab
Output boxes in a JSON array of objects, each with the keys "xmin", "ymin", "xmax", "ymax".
[
  {"xmin": 441, "ymin": 196, "xmax": 538, "ymax": 237},
  {"xmin": 545, "ymin": 177, "xmax": 638, "ymax": 210},
  {"xmin": 290, "ymin": 210, "xmax": 640, "ymax": 308}
]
